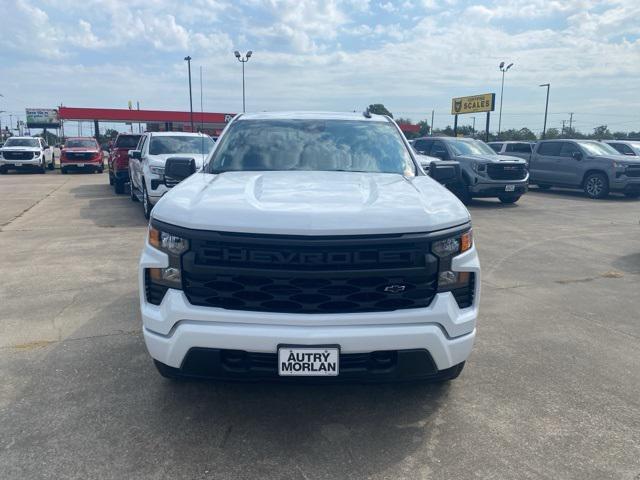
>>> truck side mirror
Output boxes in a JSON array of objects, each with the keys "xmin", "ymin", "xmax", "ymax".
[
  {"xmin": 165, "ymin": 157, "xmax": 196, "ymax": 182},
  {"xmin": 129, "ymin": 150, "xmax": 142, "ymax": 159},
  {"xmin": 572, "ymin": 151, "xmax": 583, "ymax": 161},
  {"xmin": 429, "ymin": 161, "xmax": 461, "ymax": 185}
]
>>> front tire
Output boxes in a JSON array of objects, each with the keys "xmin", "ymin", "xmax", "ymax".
[
  {"xmin": 142, "ymin": 182, "xmax": 152, "ymax": 219},
  {"xmin": 114, "ymin": 178, "xmax": 125, "ymax": 194},
  {"xmin": 499, "ymin": 195, "xmax": 521, "ymax": 204},
  {"xmin": 61, "ymin": 167, "xmax": 68, "ymax": 174},
  {"xmin": 47, "ymin": 158, "xmax": 54, "ymax": 170},
  {"xmin": 0, "ymin": 166, "xmax": 7, "ymax": 174},
  {"xmin": 583, "ymin": 172, "xmax": 609, "ymax": 199},
  {"xmin": 39, "ymin": 158, "xmax": 46, "ymax": 173}
]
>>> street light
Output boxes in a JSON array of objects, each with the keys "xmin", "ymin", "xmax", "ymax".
[
  {"xmin": 471, "ymin": 116, "xmax": 476, "ymax": 137},
  {"xmin": 539, "ymin": 83, "xmax": 550, "ymax": 139},
  {"xmin": 184, "ymin": 56, "xmax": 194, "ymax": 132},
  {"xmin": 498, "ymin": 61, "xmax": 514, "ymax": 138},
  {"xmin": 234, "ymin": 50, "xmax": 253, "ymax": 113}
]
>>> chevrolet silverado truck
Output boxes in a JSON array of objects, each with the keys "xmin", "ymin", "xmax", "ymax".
[
  {"xmin": 530, "ymin": 139, "xmax": 640, "ymax": 199},
  {"xmin": 0, "ymin": 136, "xmax": 54, "ymax": 173},
  {"xmin": 140, "ymin": 111, "xmax": 480, "ymax": 382},
  {"xmin": 128, "ymin": 131, "xmax": 214, "ymax": 219},
  {"xmin": 413, "ymin": 136, "xmax": 529, "ymax": 204},
  {"xmin": 108, "ymin": 133, "xmax": 141, "ymax": 194}
]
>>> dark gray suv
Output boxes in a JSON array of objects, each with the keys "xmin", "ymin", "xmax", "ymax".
[
  {"xmin": 413, "ymin": 136, "xmax": 529, "ymax": 204},
  {"xmin": 529, "ymin": 140, "xmax": 640, "ymax": 199}
]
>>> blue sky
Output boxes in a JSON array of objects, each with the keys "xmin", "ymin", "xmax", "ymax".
[{"xmin": 2, "ymin": 0, "xmax": 639, "ymax": 136}]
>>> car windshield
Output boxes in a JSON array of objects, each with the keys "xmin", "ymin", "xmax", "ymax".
[
  {"xmin": 208, "ymin": 119, "xmax": 415, "ymax": 176},
  {"xmin": 4, "ymin": 138, "xmax": 39, "ymax": 147},
  {"xmin": 149, "ymin": 136, "xmax": 214, "ymax": 155},
  {"xmin": 577, "ymin": 141, "xmax": 620, "ymax": 156},
  {"xmin": 115, "ymin": 135, "xmax": 141, "ymax": 148},
  {"xmin": 66, "ymin": 139, "xmax": 98, "ymax": 148},
  {"xmin": 447, "ymin": 139, "xmax": 496, "ymax": 156}
]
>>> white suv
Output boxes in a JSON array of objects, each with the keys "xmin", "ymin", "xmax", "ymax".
[
  {"xmin": 128, "ymin": 132, "xmax": 214, "ymax": 218},
  {"xmin": 0, "ymin": 136, "xmax": 55, "ymax": 173},
  {"xmin": 139, "ymin": 112, "xmax": 480, "ymax": 382}
]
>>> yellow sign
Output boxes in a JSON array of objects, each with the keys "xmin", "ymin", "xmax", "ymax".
[{"xmin": 451, "ymin": 93, "xmax": 495, "ymax": 115}]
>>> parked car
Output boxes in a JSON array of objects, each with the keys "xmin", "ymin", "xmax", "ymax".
[
  {"xmin": 488, "ymin": 141, "xmax": 534, "ymax": 163},
  {"xmin": 413, "ymin": 136, "xmax": 528, "ymax": 204},
  {"xmin": 529, "ymin": 139, "xmax": 640, "ymax": 199},
  {"xmin": 0, "ymin": 136, "xmax": 54, "ymax": 173},
  {"xmin": 60, "ymin": 137, "xmax": 103, "ymax": 174},
  {"xmin": 129, "ymin": 132, "xmax": 214, "ymax": 218},
  {"xmin": 139, "ymin": 111, "xmax": 479, "ymax": 382},
  {"xmin": 603, "ymin": 140, "xmax": 640, "ymax": 157},
  {"xmin": 107, "ymin": 133, "xmax": 141, "ymax": 194}
]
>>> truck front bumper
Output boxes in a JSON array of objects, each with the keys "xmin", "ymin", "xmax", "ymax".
[
  {"xmin": 0, "ymin": 157, "xmax": 41, "ymax": 168},
  {"xmin": 469, "ymin": 180, "xmax": 528, "ymax": 197},
  {"xmin": 611, "ymin": 176, "xmax": 640, "ymax": 193},
  {"xmin": 139, "ymin": 242, "xmax": 480, "ymax": 378}
]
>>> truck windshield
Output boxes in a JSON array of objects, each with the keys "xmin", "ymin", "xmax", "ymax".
[
  {"xmin": 66, "ymin": 139, "xmax": 98, "ymax": 148},
  {"xmin": 4, "ymin": 138, "xmax": 39, "ymax": 147},
  {"xmin": 115, "ymin": 135, "xmax": 141, "ymax": 148},
  {"xmin": 208, "ymin": 119, "xmax": 415, "ymax": 176},
  {"xmin": 577, "ymin": 141, "xmax": 620, "ymax": 156},
  {"xmin": 448, "ymin": 139, "xmax": 496, "ymax": 156},
  {"xmin": 149, "ymin": 136, "xmax": 214, "ymax": 155}
]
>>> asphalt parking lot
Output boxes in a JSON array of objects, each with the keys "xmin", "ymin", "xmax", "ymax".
[{"xmin": 1, "ymin": 170, "xmax": 639, "ymax": 480}]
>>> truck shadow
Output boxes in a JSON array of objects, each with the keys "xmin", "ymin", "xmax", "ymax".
[
  {"xmin": 528, "ymin": 186, "xmax": 639, "ymax": 202},
  {"xmin": 2, "ymin": 293, "xmax": 454, "ymax": 479},
  {"xmin": 68, "ymin": 183, "xmax": 148, "ymax": 228}
]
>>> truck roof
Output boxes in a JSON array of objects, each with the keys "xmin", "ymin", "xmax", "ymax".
[{"xmin": 237, "ymin": 111, "xmax": 390, "ymax": 122}]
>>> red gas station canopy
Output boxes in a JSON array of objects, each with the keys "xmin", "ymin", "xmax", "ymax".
[{"xmin": 58, "ymin": 107, "xmax": 235, "ymax": 124}]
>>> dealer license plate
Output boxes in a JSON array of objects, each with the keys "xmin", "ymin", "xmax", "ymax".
[
  {"xmin": 77, "ymin": 163, "xmax": 85, "ymax": 167},
  {"xmin": 278, "ymin": 346, "xmax": 339, "ymax": 376},
  {"xmin": 505, "ymin": 184, "xmax": 515, "ymax": 192}
]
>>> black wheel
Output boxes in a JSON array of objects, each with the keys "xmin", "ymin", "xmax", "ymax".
[
  {"xmin": 130, "ymin": 178, "xmax": 139, "ymax": 202},
  {"xmin": 499, "ymin": 195, "xmax": 521, "ymax": 204},
  {"xmin": 39, "ymin": 158, "xmax": 46, "ymax": 173},
  {"xmin": 114, "ymin": 178, "xmax": 125, "ymax": 194},
  {"xmin": 61, "ymin": 167, "xmax": 68, "ymax": 175},
  {"xmin": 536, "ymin": 184, "xmax": 551, "ymax": 190},
  {"xmin": 624, "ymin": 191, "xmax": 640, "ymax": 199},
  {"xmin": 153, "ymin": 360, "xmax": 183, "ymax": 380},
  {"xmin": 97, "ymin": 166, "xmax": 104, "ymax": 174},
  {"xmin": 142, "ymin": 183, "xmax": 152, "ymax": 219},
  {"xmin": 583, "ymin": 172, "xmax": 609, "ymax": 199},
  {"xmin": 432, "ymin": 362, "xmax": 465, "ymax": 382},
  {"xmin": 47, "ymin": 158, "xmax": 54, "ymax": 170},
  {"xmin": 108, "ymin": 171, "xmax": 114, "ymax": 185},
  {"xmin": 0, "ymin": 166, "xmax": 7, "ymax": 174}
]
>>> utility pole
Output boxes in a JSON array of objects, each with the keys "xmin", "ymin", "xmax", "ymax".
[
  {"xmin": 471, "ymin": 116, "xmax": 476, "ymax": 137},
  {"xmin": 498, "ymin": 61, "xmax": 514, "ymax": 138},
  {"xmin": 569, "ymin": 112, "xmax": 574, "ymax": 132},
  {"xmin": 561, "ymin": 120, "xmax": 566, "ymax": 136},
  {"xmin": 199, "ymin": 66, "xmax": 204, "ymax": 132},
  {"xmin": 184, "ymin": 56, "xmax": 194, "ymax": 131},
  {"xmin": 539, "ymin": 83, "xmax": 550, "ymax": 139},
  {"xmin": 431, "ymin": 110, "xmax": 435, "ymax": 135}
]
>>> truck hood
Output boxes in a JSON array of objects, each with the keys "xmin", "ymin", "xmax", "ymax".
[
  {"xmin": 456, "ymin": 154, "xmax": 526, "ymax": 164},
  {"xmin": 152, "ymin": 171, "xmax": 470, "ymax": 235},
  {"xmin": 148, "ymin": 153, "xmax": 208, "ymax": 168}
]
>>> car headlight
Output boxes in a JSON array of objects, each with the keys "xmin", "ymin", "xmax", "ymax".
[
  {"xmin": 432, "ymin": 230, "xmax": 473, "ymax": 292},
  {"xmin": 613, "ymin": 161, "xmax": 625, "ymax": 169},
  {"xmin": 146, "ymin": 225, "xmax": 189, "ymax": 292},
  {"xmin": 33, "ymin": 151, "xmax": 41, "ymax": 157},
  {"xmin": 149, "ymin": 166, "xmax": 165, "ymax": 176},
  {"xmin": 472, "ymin": 162, "xmax": 486, "ymax": 173}
]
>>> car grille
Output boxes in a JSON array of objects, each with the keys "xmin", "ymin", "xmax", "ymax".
[
  {"xmin": 487, "ymin": 163, "xmax": 527, "ymax": 180},
  {"xmin": 65, "ymin": 152, "xmax": 95, "ymax": 160},
  {"xmin": 625, "ymin": 166, "xmax": 640, "ymax": 177},
  {"xmin": 2, "ymin": 151, "xmax": 34, "ymax": 160},
  {"xmin": 180, "ymin": 231, "xmax": 440, "ymax": 314}
]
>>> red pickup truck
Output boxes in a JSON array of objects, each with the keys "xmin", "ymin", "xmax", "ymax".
[
  {"xmin": 60, "ymin": 137, "xmax": 103, "ymax": 174},
  {"xmin": 108, "ymin": 133, "xmax": 141, "ymax": 194}
]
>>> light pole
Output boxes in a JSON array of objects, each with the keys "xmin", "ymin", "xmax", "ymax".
[
  {"xmin": 184, "ymin": 56, "xmax": 194, "ymax": 132},
  {"xmin": 234, "ymin": 50, "xmax": 252, "ymax": 113},
  {"xmin": 539, "ymin": 83, "xmax": 550, "ymax": 139},
  {"xmin": 471, "ymin": 116, "xmax": 476, "ymax": 137},
  {"xmin": 498, "ymin": 61, "xmax": 514, "ymax": 138}
]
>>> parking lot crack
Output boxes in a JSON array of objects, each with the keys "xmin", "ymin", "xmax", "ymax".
[{"xmin": 0, "ymin": 179, "xmax": 70, "ymax": 230}]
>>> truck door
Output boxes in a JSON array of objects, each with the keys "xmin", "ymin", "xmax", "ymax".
[
  {"xmin": 557, "ymin": 142, "xmax": 584, "ymax": 186},
  {"xmin": 530, "ymin": 141, "xmax": 561, "ymax": 183}
]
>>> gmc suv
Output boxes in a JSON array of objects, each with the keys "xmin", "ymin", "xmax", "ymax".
[
  {"xmin": 139, "ymin": 112, "xmax": 480, "ymax": 382},
  {"xmin": 530, "ymin": 139, "xmax": 640, "ymax": 199},
  {"xmin": 413, "ymin": 136, "xmax": 529, "ymax": 204},
  {"xmin": 0, "ymin": 136, "xmax": 54, "ymax": 173}
]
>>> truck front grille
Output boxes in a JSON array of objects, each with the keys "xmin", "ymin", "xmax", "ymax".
[
  {"xmin": 487, "ymin": 163, "xmax": 527, "ymax": 180},
  {"xmin": 2, "ymin": 151, "xmax": 34, "ymax": 160},
  {"xmin": 65, "ymin": 152, "xmax": 95, "ymax": 160},
  {"xmin": 180, "ymin": 231, "xmax": 440, "ymax": 314}
]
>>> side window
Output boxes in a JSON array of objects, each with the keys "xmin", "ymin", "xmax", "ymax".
[
  {"xmin": 505, "ymin": 143, "xmax": 515, "ymax": 152},
  {"xmin": 611, "ymin": 143, "xmax": 633, "ymax": 155},
  {"xmin": 490, "ymin": 143, "xmax": 503, "ymax": 152},
  {"xmin": 414, "ymin": 139, "xmax": 432, "ymax": 154},
  {"xmin": 431, "ymin": 141, "xmax": 448, "ymax": 159},
  {"xmin": 513, "ymin": 143, "xmax": 532, "ymax": 153},
  {"xmin": 559, "ymin": 142, "xmax": 580, "ymax": 158},
  {"xmin": 537, "ymin": 142, "xmax": 562, "ymax": 156},
  {"xmin": 137, "ymin": 135, "xmax": 148, "ymax": 155}
]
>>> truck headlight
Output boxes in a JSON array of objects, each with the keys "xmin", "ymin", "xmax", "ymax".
[
  {"xmin": 472, "ymin": 162, "xmax": 486, "ymax": 174},
  {"xmin": 433, "ymin": 230, "xmax": 473, "ymax": 293},
  {"xmin": 149, "ymin": 166, "xmax": 165, "ymax": 176},
  {"xmin": 146, "ymin": 225, "xmax": 189, "ymax": 292}
]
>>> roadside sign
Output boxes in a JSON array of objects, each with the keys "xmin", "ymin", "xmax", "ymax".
[
  {"xmin": 451, "ymin": 93, "xmax": 495, "ymax": 115},
  {"xmin": 25, "ymin": 108, "xmax": 60, "ymax": 128}
]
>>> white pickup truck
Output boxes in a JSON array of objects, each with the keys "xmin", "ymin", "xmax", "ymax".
[{"xmin": 139, "ymin": 112, "xmax": 480, "ymax": 382}]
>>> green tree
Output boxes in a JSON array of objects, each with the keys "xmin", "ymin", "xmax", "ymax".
[
  {"xmin": 368, "ymin": 104, "xmax": 393, "ymax": 118},
  {"xmin": 417, "ymin": 120, "xmax": 430, "ymax": 137},
  {"xmin": 544, "ymin": 128, "xmax": 560, "ymax": 139},
  {"xmin": 612, "ymin": 131, "xmax": 628, "ymax": 140},
  {"xmin": 592, "ymin": 125, "xmax": 613, "ymax": 140}
]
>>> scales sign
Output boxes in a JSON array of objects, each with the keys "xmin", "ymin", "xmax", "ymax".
[
  {"xmin": 451, "ymin": 93, "xmax": 495, "ymax": 115},
  {"xmin": 26, "ymin": 108, "xmax": 60, "ymax": 128}
]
